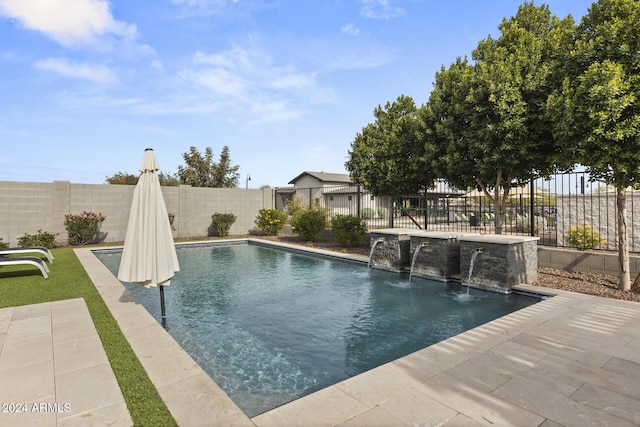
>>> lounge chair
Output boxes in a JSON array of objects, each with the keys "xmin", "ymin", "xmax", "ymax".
[
  {"xmin": 0, "ymin": 256, "xmax": 49, "ymax": 279},
  {"xmin": 0, "ymin": 246, "xmax": 54, "ymax": 263}
]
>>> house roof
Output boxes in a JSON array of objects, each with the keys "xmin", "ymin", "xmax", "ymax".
[{"xmin": 288, "ymin": 171, "xmax": 353, "ymax": 185}]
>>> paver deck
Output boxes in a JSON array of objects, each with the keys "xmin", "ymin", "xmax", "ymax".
[
  {"xmin": 3, "ymin": 241, "xmax": 640, "ymax": 426},
  {"xmin": 0, "ymin": 298, "xmax": 131, "ymax": 427}
]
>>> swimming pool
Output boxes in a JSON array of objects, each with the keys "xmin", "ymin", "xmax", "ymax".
[{"xmin": 95, "ymin": 241, "xmax": 540, "ymax": 417}]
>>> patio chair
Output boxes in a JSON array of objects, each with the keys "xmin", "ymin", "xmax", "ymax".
[
  {"xmin": 0, "ymin": 246, "xmax": 54, "ymax": 263},
  {"xmin": 0, "ymin": 256, "xmax": 49, "ymax": 279}
]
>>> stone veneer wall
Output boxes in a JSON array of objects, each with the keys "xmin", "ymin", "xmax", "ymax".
[
  {"xmin": 368, "ymin": 232, "xmax": 411, "ymax": 271},
  {"xmin": 459, "ymin": 237, "xmax": 538, "ymax": 292},
  {"xmin": 409, "ymin": 236, "xmax": 462, "ymax": 280},
  {"xmin": 0, "ymin": 180, "xmax": 274, "ymax": 246}
]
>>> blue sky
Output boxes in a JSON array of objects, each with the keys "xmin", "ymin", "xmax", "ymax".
[{"xmin": 0, "ymin": 0, "xmax": 594, "ymax": 188}]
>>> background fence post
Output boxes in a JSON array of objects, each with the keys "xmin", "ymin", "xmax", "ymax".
[{"xmin": 530, "ymin": 180, "xmax": 535, "ymax": 237}]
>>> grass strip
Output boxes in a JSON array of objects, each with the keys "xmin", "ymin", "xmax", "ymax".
[{"xmin": 0, "ymin": 248, "xmax": 177, "ymax": 427}]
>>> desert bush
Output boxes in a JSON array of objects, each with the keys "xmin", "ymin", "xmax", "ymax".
[
  {"xmin": 255, "ymin": 209, "xmax": 287, "ymax": 236},
  {"xmin": 18, "ymin": 229, "xmax": 58, "ymax": 249},
  {"xmin": 285, "ymin": 196, "xmax": 305, "ymax": 216},
  {"xmin": 566, "ymin": 224, "xmax": 606, "ymax": 250},
  {"xmin": 209, "ymin": 212, "xmax": 236, "ymax": 237},
  {"xmin": 64, "ymin": 211, "xmax": 106, "ymax": 245},
  {"xmin": 291, "ymin": 207, "xmax": 327, "ymax": 241},
  {"xmin": 331, "ymin": 215, "xmax": 367, "ymax": 247},
  {"xmin": 0, "ymin": 238, "xmax": 8, "ymax": 248}
]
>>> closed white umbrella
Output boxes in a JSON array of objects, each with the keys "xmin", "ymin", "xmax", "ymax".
[{"xmin": 118, "ymin": 148, "xmax": 180, "ymax": 328}]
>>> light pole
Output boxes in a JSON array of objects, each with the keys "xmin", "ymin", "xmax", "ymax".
[{"xmin": 245, "ymin": 174, "xmax": 252, "ymax": 189}]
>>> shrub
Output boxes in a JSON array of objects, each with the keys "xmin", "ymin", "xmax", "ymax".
[
  {"xmin": 285, "ymin": 196, "xmax": 305, "ymax": 216},
  {"xmin": 255, "ymin": 209, "xmax": 287, "ymax": 236},
  {"xmin": 291, "ymin": 208, "xmax": 327, "ymax": 241},
  {"xmin": 168, "ymin": 213, "xmax": 176, "ymax": 231},
  {"xmin": 566, "ymin": 224, "xmax": 606, "ymax": 250},
  {"xmin": 360, "ymin": 207, "xmax": 376, "ymax": 219},
  {"xmin": 64, "ymin": 211, "xmax": 106, "ymax": 245},
  {"xmin": 331, "ymin": 215, "xmax": 367, "ymax": 247},
  {"xmin": 18, "ymin": 229, "xmax": 58, "ymax": 249},
  {"xmin": 209, "ymin": 212, "xmax": 236, "ymax": 237},
  {"xmin": 377, "ymin": 207, "xmax": 388, "ymax": 218},
  {"xmin": 0, "ymin": 238, "xmax": 8, "ymax": 248}
]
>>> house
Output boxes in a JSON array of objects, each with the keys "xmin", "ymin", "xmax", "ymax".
[
  {"xmin": 276, "ymin": 171, "xmax": 466, "ymax": 226},
  {"xmin": 274, "ymin": 171, "xmax": 390, "ymax": 219},
  {"xmin": 288, "ymin": 171, "xmax": 353, "ymax": 188},
  {"xmin": 276, "ymin": 171, "xmax": 355, "ymax": 212}
]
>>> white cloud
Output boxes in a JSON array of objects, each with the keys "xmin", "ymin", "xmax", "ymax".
[
  {"xmin": 180, "ymin": 67, "xmax": 248, "ymax": 98},
  {"xmin": 341, "ymin": 23, "xmax": 360, "ymax": 36},
  {"xmin": 182, "ymin": 47, "xmax": 319, "ymax": 117},
  {"xmin": 193, "ymin": 48, "xmax": 254, "ymax": 70},
  {"xmin": 0, "ymin": 0, "xmax": 138, "ymax": 47},
  {"xmin": 190, "ymin": 47, "xmax": 317, "ymax": 92},
  {"xmin": 269, "ymin": 72, "xmax": 315, "ymax": 90},
  {"xmin": 34, "ymin": 57, "xmax": 116, "ymax": 83},
  {"xmin": 360, "ymin": 0, "xmax": 405, "ymax": 19}
]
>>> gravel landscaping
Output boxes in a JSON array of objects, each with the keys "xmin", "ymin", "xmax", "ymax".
[{"xmin": 534, "ymin": 267, "xmax": 640, "ymax": 302}]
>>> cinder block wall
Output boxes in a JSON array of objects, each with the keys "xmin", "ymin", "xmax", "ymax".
[
  {"xmin": 0, "ymin": 180, "xmax": 275, "ymax": 246},
  {"xmin": 538, "ymin": 246, "xmax": 640, "ymax": 278},
  {"xmin": 0, "ymin": 181, "xmax": 55, "ymax": 245},
  {"xmin": 556, "ymin": 193, "xmax": 640, "ymax": 252}
]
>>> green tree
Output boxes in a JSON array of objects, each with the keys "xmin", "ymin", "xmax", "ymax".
[
  {"xmin": 158, "ymin": 172, "xmax": 180, "ymax": 186},
  {"xmin": 345, "ymin": 95, "xmax": 435, "ymax": 226},
  {"xmin": 178, "ymin": 146, "xmax": 240, "ymax": 188},
  {"xmin": 548, "ymin": 0, "xmax": 640, "ymax": 290},
  {"xmin": 105, "ymin": 171, "xmax": 180, "ymax": 186},
  {"xmin": 105, "ymin": 172, "xmax": 138, "ymax": 185},
  {"xmin": 423, "ymin": 2, "xmax": 573, "ymax": 233}
]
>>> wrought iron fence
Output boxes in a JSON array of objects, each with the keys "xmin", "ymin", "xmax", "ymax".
[{"xmin": 276, "ymin": 172, "xmax": 640, "ymax": 253}]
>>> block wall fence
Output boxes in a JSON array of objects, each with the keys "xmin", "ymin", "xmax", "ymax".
[
  {"xmin": 2, "ymin": 180, "xmax": 637, "ymax": 279},
  {"xmin": 0, "ymin": 180, "xmax": 275, "ymax": 246}
]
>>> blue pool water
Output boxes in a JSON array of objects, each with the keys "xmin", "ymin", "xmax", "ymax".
[{"xmin": 95, "ymin": 241, "xmax": 540, "ymax": 417}]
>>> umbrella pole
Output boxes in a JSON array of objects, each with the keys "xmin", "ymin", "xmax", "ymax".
[{"xmin": 160, "ymin": 286, "xmax": 167, "ymax": 329}]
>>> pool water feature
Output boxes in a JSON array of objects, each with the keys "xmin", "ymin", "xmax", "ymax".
[{"xmin": 95, "ymin": 242, "xmax": 540, "ymax": 418}]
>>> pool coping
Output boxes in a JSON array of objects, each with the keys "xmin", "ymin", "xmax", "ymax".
[{"xmin": 77, "ymin": 239, "xmax": 640, "ymax": 426}]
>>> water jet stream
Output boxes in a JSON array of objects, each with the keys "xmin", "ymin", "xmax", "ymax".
[
  {"xmin": 367, "ymin": 237, "xmax": 386, "ymax": 269},
  {"xmin": 409, "ymin": 242, "xmax": 429, "ymax": 283},
  {"xmin": 466, "ymin": 248, "xmax": 484, "ymax": 294}
]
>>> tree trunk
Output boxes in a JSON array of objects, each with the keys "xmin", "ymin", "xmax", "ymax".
[
  {"xmin": 493, "ymin": 186, "xmax": 504, "ymax": 235},
  {"xmin": 617, "ymin": 187, "xmax": 631, "ymax": 291}
]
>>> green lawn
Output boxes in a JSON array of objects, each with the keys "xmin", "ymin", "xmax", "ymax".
[{"xmin": 0, "ymin": 248, "xmax": 177, "ymax": 427}]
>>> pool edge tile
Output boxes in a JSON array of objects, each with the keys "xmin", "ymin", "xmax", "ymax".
[{"xmin": 76, "ymin": 248, "xmax": 253, "ymax": 427}]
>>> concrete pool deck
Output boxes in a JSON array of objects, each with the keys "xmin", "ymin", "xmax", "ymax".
[
  {"xmin": 2, "ymin": 240, "xmax": 639, "ymax": 426},
  {"xmin": 0, "ymin": 298, "xmax": 132, "ymax": 426}
]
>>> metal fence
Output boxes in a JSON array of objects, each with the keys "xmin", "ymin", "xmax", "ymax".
[{"xmin": 278, "ymin": 172, "xmax": 640, "ymax": 253}]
